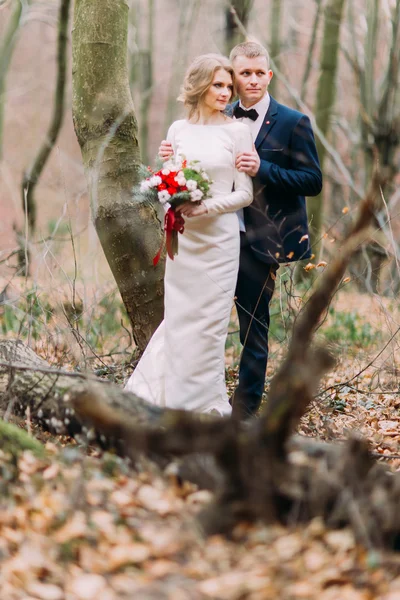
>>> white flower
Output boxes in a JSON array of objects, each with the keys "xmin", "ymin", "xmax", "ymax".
[
  {"xmin": 201, "ymin": 171, "xmax": 209, "ymax": 181},
  {"xmin": 192, "ymin": 163, "xmax": 201, "ymax": 173},
  {"xmin": 158, "ymin": 190, "xmax": 171, "ymax": 204},
  {"xmin": 165, "ymin": 160, "xmax": 180, "ymax": 172},
  {"xmin": 190, "ymin": 189, "xmax": 204, "ymax": 202},
  {"xmin": 186, "ymin": 179, "xmax": 198, "ymax": 191},
  {"xmin": 175, "ymin": 176, "xmax": 186, "ymax": 186},
  {"xmin": 149, "ymin": 175, "xmax": 162, "ymax": 187},
  {"xmin": 161, "ymin": 168, "xmax": 171, "ymax": 176},
  {"xmin": 140, "ymin": 179, "xmax": 151, "ymax": 192}
]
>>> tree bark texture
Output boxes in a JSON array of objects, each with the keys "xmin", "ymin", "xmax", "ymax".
[{"xmin": 72, "ymin": 0, "xmax": 164, "ymax": 353}]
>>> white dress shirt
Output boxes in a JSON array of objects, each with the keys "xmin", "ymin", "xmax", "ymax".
[{"xmin": 235, "ymin": 93, "xmax": 271, "ymax": 231}]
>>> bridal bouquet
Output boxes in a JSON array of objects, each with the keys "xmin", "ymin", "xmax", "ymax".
[{"xmin": 135, "ymin": 157, "xmax": 212, "ymax": 265}]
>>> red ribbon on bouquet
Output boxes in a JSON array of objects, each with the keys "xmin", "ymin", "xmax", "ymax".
[{"xmin": 153, "ymin": 207, "xmax": 185, "ymax": 266}]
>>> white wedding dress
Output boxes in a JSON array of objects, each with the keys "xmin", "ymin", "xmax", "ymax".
[{"xmin": 125, "ymin": 119, "xmax": 253, "ymax": 415}]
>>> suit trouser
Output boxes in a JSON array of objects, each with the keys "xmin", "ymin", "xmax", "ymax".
[{"xmin": 232, "ymin": 237, "xmax": 278, "ymax": 418}]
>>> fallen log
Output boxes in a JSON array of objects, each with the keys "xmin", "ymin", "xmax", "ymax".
[
  {"xmin": 0, "ymin": 338, "xmax": 227, "ymax": 482},
  {"xmin": 0, "ymin": 338, "xmax": 164, "ymax": 438},
  {"xmin": 3, "ymin": 169, "xmax": 400, "ymax": 548}
]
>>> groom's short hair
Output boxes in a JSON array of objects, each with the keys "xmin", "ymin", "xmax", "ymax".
[{"xmin": 230, "ymin": 42, "xmax": 270, "ymax": 67}]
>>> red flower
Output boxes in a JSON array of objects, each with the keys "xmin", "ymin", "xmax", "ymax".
[
  {"xmin": 167, "ymin": 186, "xmax": 177, "ymax": 195},
  {"xmin": 158, "ymin": 183, "xmax": 167, "ymax": 190}
]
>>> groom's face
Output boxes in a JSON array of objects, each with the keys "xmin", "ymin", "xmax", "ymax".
[{"xmin": 232, "ymin": 56, "xmax": 273, "ymax": 108}]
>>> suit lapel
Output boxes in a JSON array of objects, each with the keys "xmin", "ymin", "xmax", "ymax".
[
  {"xmin": 254, "ymin": 96, "xmax": 279, "ymax": 150},
  {"xmin": 225, "ymin": 100, "xmax": 238, "ymax": 118}
]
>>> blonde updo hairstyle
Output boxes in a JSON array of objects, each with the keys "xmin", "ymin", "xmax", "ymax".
[{"xmin": 178, "ymin": 54, "xmax": 235, "ymax": 120}]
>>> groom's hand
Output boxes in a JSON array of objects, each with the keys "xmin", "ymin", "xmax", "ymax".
[
  {"xmin": 236, "ymin": 150, "xmax": 260, "ymax": 177},
  {"xmin": 159, "ymin": 140, "xmax": 174, "ymax": 160}
]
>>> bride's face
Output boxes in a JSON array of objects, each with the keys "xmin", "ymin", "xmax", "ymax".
[{"xmin": 201, "ymin": 69, "xmax": 233, "ymax": 114}]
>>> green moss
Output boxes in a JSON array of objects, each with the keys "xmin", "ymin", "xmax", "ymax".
[{"xmin": 0, "ymin": 420, "xmax": 45, "ymax": 458}]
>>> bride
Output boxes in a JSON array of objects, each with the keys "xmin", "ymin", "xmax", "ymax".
[{"xmin": 125, "ymin": 54, "xmax": 253, "ymax": 415}]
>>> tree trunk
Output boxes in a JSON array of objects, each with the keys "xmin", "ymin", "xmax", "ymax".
[
  {"xmin": 346, "ymin": 0, "xmax": 399, "ymax": 291},
  {"xmin": 137, "ymin": 0, "xmax": 154, "ymax": 165},
  {"xmin": 164, "ymin": 0, "xmax": 200, "ymax": 130},
  {"xmin": 0, "ymin": 0, "xmax": 23, "ymax": 161},
  {"xmin": 72, "ymin": 0, "xmax": 164, "ymax": 353},
  {"xmin": 307, "ymin": 0, "xmax": 346, "ymax": 262},
  {"xmin": 224, "ymin": 0, "xmax": 254, "ymax": 55},
  {"xmin": 21, "ymin": 0, "xmax": 71, "ymax": 241},
  {"xmin": 268, "ymin": 0, "xmax": 282, "ymax": 98},
  {"xmin": 300, "ymin": 0, "xmax": 323, "ymax": 102}
]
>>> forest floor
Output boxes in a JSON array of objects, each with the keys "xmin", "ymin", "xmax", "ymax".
[{"xmin": 1, "ymin": 279, "xmax": 400, "ymax": 600}]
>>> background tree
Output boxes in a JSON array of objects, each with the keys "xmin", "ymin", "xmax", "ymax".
[
  {"xmin": 306, "ymin": 0, "xmax": 346, "ymax": 262},
  {"xmin": 72, "ymin": 0, "xmax": 164, "ymax": 353},
  {"xmin": 164, "ymin": 0, "xmax": 201, "ymax": 130},
  {"xmin": 345, "ymin": 0, "xmax": 400, "ymax": 292},
  {"xmin": 224, "ymin": 0, "xmax": 254, "ymax": 54},
  {"xmin": 0, "ymin": 0, "xmax": 24, "ymax": 161},
  {"xmin": 268, "ymin": 0, "xmax": 282, "ymax": 98},
  {"xmin": 19, "ymin": 0, "xmax": 70, "ymax": 277},
  {"xmin": 128, "ymin": 0, "xmax": 154, "ymax": 165},
  {"xmin": 300, "ymin": 0, "xmax": 323, "ymax": 103},
  {"xmin": 138, "ymin": 0, "xmax": 154, "ymax": 165}
]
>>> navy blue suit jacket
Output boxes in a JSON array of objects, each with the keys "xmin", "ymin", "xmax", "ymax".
[{"xmin": 231, "ymin": 96, "xmax": 322, "ymax": 264}]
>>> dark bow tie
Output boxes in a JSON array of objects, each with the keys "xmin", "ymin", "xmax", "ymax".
[{"xmin": 234, "ymin": 106, "xmax": 259, "ymax": 121}]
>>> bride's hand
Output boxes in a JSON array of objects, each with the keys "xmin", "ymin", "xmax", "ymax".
[
  {"xmin": 159, "ymin": 140, "xmax": 174, "ymax": 161},
  {"xmin": 177, "ymin": 202, "xmax": 208, "ymax": 217}
]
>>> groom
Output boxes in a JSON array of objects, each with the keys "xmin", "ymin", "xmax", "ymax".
[{"xmin": 229, "ymin": 41, "xmax": 322, "ymax": 419}]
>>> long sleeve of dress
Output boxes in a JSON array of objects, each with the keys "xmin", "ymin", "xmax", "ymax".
[
  {"xmin": 166, "ymin": 122, "xmax": 177, "ymax": 154},
  {"xmin": 204, "ymin": 125, "xmax": 253, "ymax": 216}
]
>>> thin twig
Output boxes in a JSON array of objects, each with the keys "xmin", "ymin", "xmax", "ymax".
[
  {"xmin": 317, "ymin": 325, "xmax": 400, "ymax": 396},
  {"xmin": 0, "ymin": 359, "xmax": 113, "ymax": 383}
]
